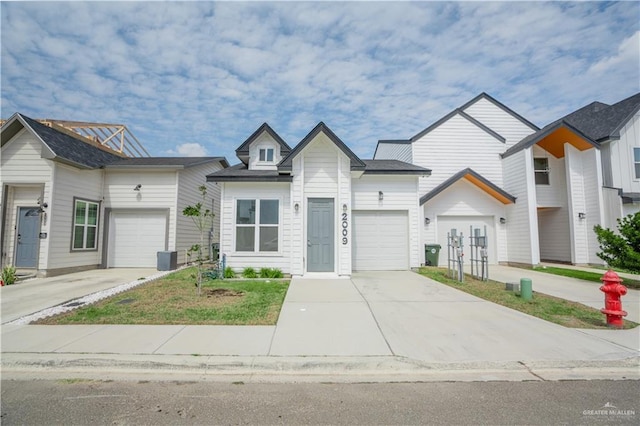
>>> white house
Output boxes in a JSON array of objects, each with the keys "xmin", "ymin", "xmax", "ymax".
[
  {"xmin": 0, "ymin": 113, "xmax": 229, "ymax": 277},
  {"xmin": 207, "ymin": 122, "xmax": 431, "ymax": 276},
  {"xmin": 375, "ymin": 92, "xmax": 640, "ymax": 267}
]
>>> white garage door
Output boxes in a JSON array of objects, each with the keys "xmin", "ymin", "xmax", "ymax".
[
  {"xmin": 436, "ymin": 216, "xmax": 496, "ymax": 266},
  {"xmin": 108, "ymin": 210, "xmax": 167, "ymax": 267},
  {"xmin": 353, "ymin": 210, "xmax": 409, "ymax": 271}
]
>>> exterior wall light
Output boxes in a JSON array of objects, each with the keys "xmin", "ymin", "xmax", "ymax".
[
  {"xmin": 342, "ymin": 203, "xmax": 348, "ymax": 212},
  {"xmin": 425, "ymin": 217, "xmax": 431, "ymax": 225},
  {"xmin": 294, "ymin": 203, "xmax": 300, "ymax": 212},
  {"xmin": 578, "ymin": 212, "xmax": 586, "ymax": 219},
  {"xmin": 378, "ymin": 191, "xmax": 384, "ymax": 201},
  {"xmin": 500, "ymin": 217, "xmax": 506, "ymax": 224}
]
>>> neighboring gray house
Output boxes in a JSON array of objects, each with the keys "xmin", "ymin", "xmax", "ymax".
[{"xmin": 0, "ymin": 113, "xmax": 228, "ymax": 277}]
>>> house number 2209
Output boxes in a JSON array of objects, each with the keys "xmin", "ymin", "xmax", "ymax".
[{"xmin": 341, "ymin": 212, "xmax": 348, "ymax": 245}]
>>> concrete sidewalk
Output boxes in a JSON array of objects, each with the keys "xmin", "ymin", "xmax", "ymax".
[{"xmin": 1, "ymin": 270, "xmax": 638, "ymax": 382}]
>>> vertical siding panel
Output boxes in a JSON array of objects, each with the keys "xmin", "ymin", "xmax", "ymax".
[{"xmin": 502, "ymin": 149, "xmax": 539, "ymax": 264}]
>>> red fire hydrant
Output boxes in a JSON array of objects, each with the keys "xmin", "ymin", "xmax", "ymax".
[{"xmin": 599, "ymin": 270, "xmax": 627, "ymax": 328}]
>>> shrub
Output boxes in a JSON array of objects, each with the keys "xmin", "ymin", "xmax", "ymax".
[
  {"xmin": 595, "ymin": 212, "xmax": 640, "ymax": 273},
  {"xmin": 260, "ymin": 267, "xmax": 283, "ymax": 278},
  {"xmin": 1, "ymin": 265, "xmax": 17, "ymax": 285},
  {"xmin": 224, "ymin": 266, "xmax": 236, "ymax": 279},
  {"xmin": 242, "ymin": 267, "xmax": 258, "ymax": 278}
]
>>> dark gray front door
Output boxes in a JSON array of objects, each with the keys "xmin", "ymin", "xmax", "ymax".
[
  {"xmin": 15, "ymin": 207, "xmax": 40, "ymax": 268},
  {"xmin": 307, "ymin": 198, "xmax": 334, "ymax": 272}
]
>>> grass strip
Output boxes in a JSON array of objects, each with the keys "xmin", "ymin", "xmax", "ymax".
[
  {"xmin": 532, "ymin": 266, "xmax": 640, "ymax": 290},
  {"xmin": 418, "ymin": 267, "xmax": 637, "ymax": 330},
  {"xmin": 36, "ymin": 267, "xmax": 289, "ymax": 325}
]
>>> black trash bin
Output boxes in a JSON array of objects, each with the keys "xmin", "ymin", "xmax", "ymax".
[
  {"xmin": 157, "ymin": 251, "xmax": 177, "ymax": 271},
  {"xmin": 424, "ymin": 244, "xmax": 441, "ymax": 266}
]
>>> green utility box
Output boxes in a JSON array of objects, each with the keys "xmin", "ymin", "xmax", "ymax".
[
  {"xmin": 425, "ymin": 244, "xmax": 442, "ymax": 266},
  {"xmin": 520, "ymin": 278, "xmax": 533, "ymax": 301}
]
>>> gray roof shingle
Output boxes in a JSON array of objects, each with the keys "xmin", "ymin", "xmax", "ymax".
[
  {"xmin": 106, "ymin": 157, "xmax": 229, "ymax": 168},
  {"xmin": 362, "ymin": 159, "xmax": 431, "ymax": 175},
  {"xmin": 206, "ymin": 163, "xmax": 293, "ymax": 182},
  {"xmin": 9, "ymin": 113, "xmax": 125, "ymax": 168}
]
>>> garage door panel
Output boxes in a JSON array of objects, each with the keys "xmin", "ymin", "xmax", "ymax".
[
  {"xmin": 109, "ymin": 210, "xmax": 167, "ymax": 268},
  {"xmin": 436, "ymin": 216, "xmax": 496, "ymax": 266},
  {"xmin": 353, "ymin": 211, "xmax": 409, "ymax": 271}
]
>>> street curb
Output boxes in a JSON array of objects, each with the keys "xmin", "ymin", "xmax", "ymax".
[{"xmin": 2, "ymin": 353, "xmax": 638, "ymax": 383}]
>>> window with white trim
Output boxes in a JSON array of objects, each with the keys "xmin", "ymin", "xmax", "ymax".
[
  {"xmin": 534, "ymin": 158, "xmax": 550, "ymax": 185},
  {"xmin": 72, "ymin": 199, "xmax": 99, "ymax": 250},
  {"xmin": 634, "ymin": 147, "xmax": 640, "ymax": 179},
  {"xmin": 235, "ymin": 199, "xmax": 279, "ymax": 252},
  {"xmin": 259, "ymin": 148, "xmax": 274, "ymax": 162}
]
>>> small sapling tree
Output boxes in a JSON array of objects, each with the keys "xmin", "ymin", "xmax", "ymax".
[
  {"xmin": 594, "ymin": 212, "xmax": 640, "ymax": 273},
  {"xmin": 182, "ymin": 185, "xmax": 215, "ymax": 295}
]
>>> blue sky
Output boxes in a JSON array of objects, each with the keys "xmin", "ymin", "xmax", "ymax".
[{"xmin": 1, "ymin": 1, "xmax": 639, "ymax": 163}]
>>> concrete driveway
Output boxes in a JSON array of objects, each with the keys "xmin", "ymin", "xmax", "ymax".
[
  {"xmin": 1, "ymin": 268, "xmax": 157, "ymax": 324},
  {"xmin": 271, "ymin": 271, "xmax": 639, "ymax": 363}
]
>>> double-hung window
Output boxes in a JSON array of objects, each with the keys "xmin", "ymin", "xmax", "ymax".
[
  {"xmin": 634, "ymin": 147, "xmax": 640, "ymax": 179},
  {"xmin": 534, "ymin": 158, "xmax": 550, "ymax": 185},
  {"xmin": 72, "ymin": 198, "xmax": 99, "ymax": 250},
  {"xmin": 235, "ymin": 199, "xmax": 279, "ymax": 252},
  {"xmin": 259, "ymin": 148, "xmax": 274, "ymax": 162}
]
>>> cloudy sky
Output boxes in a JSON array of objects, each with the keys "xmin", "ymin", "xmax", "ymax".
[{"xmin": 1, "ymin": 1, "xmax": 639, "ymax": 162}]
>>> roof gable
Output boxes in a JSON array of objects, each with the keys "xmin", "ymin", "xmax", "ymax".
[
  {"xmin": 1, "ymin": 113, "xmax": 124, "ymax": 169},
  {"xmin": 278, "ymin": 122, "xmax": 366, "ymax": 171},
  {"xmin": 410, "ymin": 109, "xmax": 506, "ymax": 143},
  {"xmin": 235, "ymin": 123, "xmax": 291, "ymax": 158},
  {"xmin": 502, "ymin": 120, "xmax": 598, "ymax": 159},
  {"xmin": 420, "ymin": 168, "xmax": 516, "ymax": 205},
  {"xmin": 460, "ymin": 92, "xmax": 539, "ymax": 131}
]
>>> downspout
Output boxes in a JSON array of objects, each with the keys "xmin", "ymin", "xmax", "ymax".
[{"xmin": 0, "ymin": 184, "xmax": 8, "ymax": 269}]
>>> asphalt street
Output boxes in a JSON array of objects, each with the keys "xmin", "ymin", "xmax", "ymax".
[{"xmin": 1, "ymin": 379, "xmax": 638, "ymax": 425}]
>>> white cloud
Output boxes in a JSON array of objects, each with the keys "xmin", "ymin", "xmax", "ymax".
[
  {"xmin": 167, "ymin": 143, "xmax": 208, "ymax": 157},
  {"xmin": 1, "ymin": 1, "xmax": 639, "ymax": 162}
]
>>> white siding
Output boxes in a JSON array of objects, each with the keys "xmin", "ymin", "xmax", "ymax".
[
  {"xmin": 413, "ymin": 113, "xmax": 506, "ymax": 198},
  {"xmin": 1, "ymin": 131, "xmax": 53, "ymax": 271},
  {"xmin": 295, "ymin": 134, "xmax": 351, "ymax": 275},
  {"xmin": 602, "ymin": 187, "xmax": 624, "ymax": 231},
  {"xmin": 104, "ymin": 170, "xmax": 178, "ymax": 256},
  {"xmin": 502, "ymin": 149, "xmax": 539, "ymax": 265},
  {"xmin": 608, "ymin": 112, "xmax": 640, "ymax": 192},
  {"xmin": 220, "ymin": 182, "xmax": 291, "ymax": 273},
  {"xmin": 248, "ymin": 133, "xmax": 285, "ymax": 171},
  {"xmin": 2, "ymin": 186, "xmax": 45, "ymax": 268},
  {"xmin": 422, "ymin": 179, "xmax": 506, "ymax": 264},
  {"xmin": 537, "ymin": 208, "xmax": 571, "ymax": 262},
  {"xmin": 462, "ymin": 97, "xmax": 537, "ymax": 147},
  {"xmin": 48, "ymin": 163, "xmax": 103, "ymax": 270},
  {"xmin": 352, "ymin": 175, "xmax": 421, "ymax": 267},
  {"xmin": 533, "ymin": 145, "xmax": 568, "ymax": 208},
  {"xmin": 564, "ymin": 143, "xmax": 594, "ymax": 264},
  {"xmin": 374, "ymin": 142, "xmax": 412, "ymax": 163},
  {"xmin": 175, "ymin": 162, "xmax": 223, "ymax": 265}
]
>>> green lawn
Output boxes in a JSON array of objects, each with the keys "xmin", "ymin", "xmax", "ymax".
[
  {"xmin": 418, "ymin": 267, "xmax": 637, "ymax": 329},
  {"xmin": 36, "ymin": 268, "xmax": 289, "ymax": 325},
  {"xmin": 533, "ymin": 266, "xmax": 640, "ymax": 290}
]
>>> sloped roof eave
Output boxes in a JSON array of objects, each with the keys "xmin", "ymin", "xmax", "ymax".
[{"xmin": 420, "ymin": 168, "xmax": 516, "ymax": 205}]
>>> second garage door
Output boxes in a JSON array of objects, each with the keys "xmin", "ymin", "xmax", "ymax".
[
  {"xmin": 352, "ymin": 210, "xmax": 409, "ymax": 271},
  {"xmin": 108, "ymin": 210, "xmax": 167, "ymax": 268}
]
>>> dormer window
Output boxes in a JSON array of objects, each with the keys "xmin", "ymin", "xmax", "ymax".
[{"xmin": 259, "ymin": 148, "xmax": 274, "ymax": 162}]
